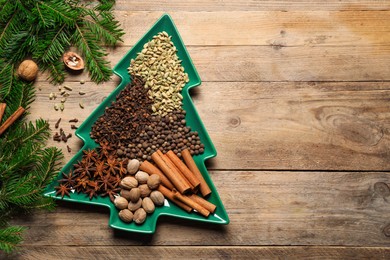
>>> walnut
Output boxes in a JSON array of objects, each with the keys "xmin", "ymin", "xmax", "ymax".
[
  {"xmin": 17, "ymin": 60, "xmax": 38, "ymax": 81},
  {"xmin": 63, "ymin": 51, "xmax": 84, "ymax": 71}
]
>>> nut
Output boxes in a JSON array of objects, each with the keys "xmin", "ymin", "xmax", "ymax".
[
  {"xmin": 129, "ymin": 187, "xmax": 141, "ymax": 203},
  {"xmin": 147, "ymin": 174, "xmax": 161, "ymax": 190},
  {"xmin": 118, "ymin": 209, "xmax": 133, "ymax": 223},
  {"xmin": 127, "ymin": 159, "xmax": 140, "ymax": 174},
  {"xmin": 135, "ymin": 171, "xmax": 149, "ymax": 184},
  {"xmin": 17, "ymin": 60, "xmax": 39, "ymax": 81},
  {"xmin": 150, "ymin": 190, "xmax": 165, "ymax": 206},
  {"xmin": 120, "ymin": 189, "xmax": 132, "ymax": 201},
  {"xmin": 128, "ymin": 198, "xmax": 142, "ymax": 212},
  {"xmin": 120, "ymin": 176, "xmax": 138, "ymax": 189},
  {"xmin": 133, "ymin": 208, "xmax": 147, "ymax": 224},
  {"xmin": 142, "ymin": 197, "xmax": 155, "ymax": 214},
  {"xmin": 63, "ymin": 51, "xmax": 84, "ymax": 71},
  {"xmin": 114, "ymin": 196, "xmax": 128, "ymax": 210},
  {"xmin": 139, "ymin": 184, "xmax": 151, "ymax": 197}
]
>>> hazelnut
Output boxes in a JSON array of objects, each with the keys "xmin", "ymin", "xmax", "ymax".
[
  {"xmin": 118, "ymin": 209, "xmax": 133, "ymax": 223},
  {"xmin": 150, "ymin": 190, "xmax": 165, "ymax": 206},
  {"xmin": 135, "ymin": 171, "xmax": 149, "ymax": 184},
  {"xmin": 128, "ymin": 198, "xmax": 142, "ymax": 212},
  {"xmin": 127, "ymin": 159, "xmax": 140, "ymax": 175},
  {"xmin": 114, "ymin": 196, "xmax": 128, "ymax": 210},
  {"xmin": 139, "ymin": 184, "xmax": 151, "ymax": 198},
  {"xmin": 133, "ymin": 208, "xmax": 147, "ymax": 224},
  {"xmin": 147, "ymin": 174, "xmax": 161, "ymax": 190},
  {"xmin": 129, "ymin": 187, "xmax": 141, "ymax": 203},
  {"xmin": 17, "ymin": 60, "xmax": 38, "ymax": 81},
  {"xmin": 120, "ymin": 176, "xmax": 138, "ymax": 189},
  {"xmin": 63, "ymin": 51, "xmax": 84, "ymax": 71}
]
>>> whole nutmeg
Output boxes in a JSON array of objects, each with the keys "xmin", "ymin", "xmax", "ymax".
[
  {"xmin": 128, "ymin": 198, "xmax": 142, "ymax": 212},
  {"xmin": 142, "ymin": 197, "xmax": 155, "ymax": 214},
  {"xmin": 129, "ymin": 187, "xmax": 141, "ymax": 203},
  {"xmin": 133, "ymin": 208, "xmax": 147, "ymax": 224},
  {"xmin": 135, "ymin": 171, "xmax": 149, "ymax": 184},
  {"xmin": 17, "ymin": 60, "xmax": 39, "ymax": 81},
  {"xmin": 139, "ymin": 184, "xmax": 151, "ymax": 198},
  {"xmin": 119, "ymin": 209, "xmax": 133, "ymax": 223},
  {"xmin": 114, "ymin": 196, "xmax": 128, "ymax": 210},
  {"xmin": 120, "ymin": 176, "xmax": 138, "ymax": 189},
  {"xmin": 120, "ymin": 189, "xmax": 132, "ymax": 201},
  {"xmin": 127, "ymin": 159, "xmax": 140, "ymax": 175},
  {"xmin": 150, "ymin": 190, "xmax": 165, "ymax": 206},
  {"xmin": 147, "ymin": 174, "xmax": 161, "ymax": 190}
]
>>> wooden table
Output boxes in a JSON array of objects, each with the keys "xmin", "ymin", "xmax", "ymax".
[{"xmin": 10, "ymin": 1, "xmax": 390, "ymax": 258}]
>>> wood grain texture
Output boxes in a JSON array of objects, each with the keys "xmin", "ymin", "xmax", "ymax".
[
  {"xmin": 3, "ymin": 246, "xmax": 390, "ymax": 259},
  {"xmin": 14, "ymin": 0, "xmax": 390, "ymax": 257},
  {"xmin": 114, "ymin": 0, "xmax": 390, "ymax": 11},
  {"xmin": 29, "ymin": 81, "xmax": 390, "ymax": 171},
  {"xmin": 114, "ymin": 11, "xmax": 390, "ymax": 46},
  {"xmin": 11, "ymin": 171, "xmax": 390, "ymax": 246}
]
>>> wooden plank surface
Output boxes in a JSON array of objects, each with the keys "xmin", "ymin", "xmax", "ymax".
[
  {"xmin": 6, "ymin": 246, "xmax": 390, "ymax": 259},
  {"xmin": 11, "ymin": 171, "xmax": 390, "ymax": 246},
  {"xmin": 9, "ymin": 0, "xmax": 390, "ymax": 258}
]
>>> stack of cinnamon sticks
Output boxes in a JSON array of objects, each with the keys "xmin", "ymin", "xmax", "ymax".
[
  {"xmin": 0, "ymin": 103, "xmax": 25, "ymax": 136},
  {"xmin": 139, "ymin": 148, "xmax": 216, "ymax": 217}
]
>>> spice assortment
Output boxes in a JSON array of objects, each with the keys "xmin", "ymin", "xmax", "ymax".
[
  {"xmin": 49, "ymin": 16, "xmax": 229, "ymax": 232},
  {"xmin": 90, "ymin": 76, "xmax": 204, "ymax": 162}
]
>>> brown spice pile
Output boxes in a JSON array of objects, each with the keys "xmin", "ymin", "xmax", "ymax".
[{"xmin": 90, "ymin": 76, "xmax": 203, "ymax": 161}]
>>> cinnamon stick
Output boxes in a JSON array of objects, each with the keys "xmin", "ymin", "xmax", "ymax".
[
  {"xmin": 166, "ymin": 150, "xmax": 201, "ymax": 191},
  {"xmin": 189, "ymin": 194, "xmax": 216, "ymax": 214},
  {"xmin": 0, "ymin": 106, "xmax": 25, "ymax": 136},
  {"xmin": 151, "ymin": 151, "xmax": 191, "ymax": 194},
  {"xmin": 139, "ymin": 160, "xmax": 174, "ymax": 190},
  {"xmin": 0, "ymin": 103, "xmax": 6, "ymax": 124},
  {"xmin": 162, "ymin": 153, "xmax": 194, "ymax": 191},
  {"xmin": 158, "ymin": 185, "xmax": 192, "ymax": 213},
  {"xmin": 181, "ymin": 149, "xmax": 212, "ymax": 197},
  {"xmin": 172, "ymin": 189, "xmax": 210, "ymax": 217}
]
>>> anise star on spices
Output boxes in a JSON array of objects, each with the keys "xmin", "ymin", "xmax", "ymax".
[
  {"xmin": 101, "ymin": 188, "xmax": 120, "ymax": 203},
  {"xmin": 82, "ymin": 149, "xmax": 99, "ymax": 163},
  {"xmin": 106, "ymin": 156, "xmax": 121, "ymax": 176},
  {"xmin": 58, "ymin": 171, "xmax": 78, "ymax": 187},
  {"xmin": 55, "ymin": 184, "xmax": 71, "ymax": 198},
  {"xmin": 73, "ymin": 160, "xmax": 96, "ymax": 178}
]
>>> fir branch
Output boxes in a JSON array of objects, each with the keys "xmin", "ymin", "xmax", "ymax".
[
  {"xmin": 72, "ymin": 23, "xmax": 112, "ymax": 83},
  {"xmin": 36, "ymin": 1, "xmax": 79, "ymax": 27},
  {"xmin": 0, "ymin": 226, "xmax": 26, "ymax": 253},
  {"xmin": 34, "ymin": 147, "xmax": 63, "ymax": 189},
  {"xmin": 81, "ymin": 9, "xmax": 124, "ymax": 46},
  {"xmin": 22, "ymin": 119, "xmax": 50, "ymax": 144},
  {"xmin": 33, "ymin": 24, "xmax": 69, "ymax": 63},
  {"xmin": 40, "ymin": 59, "xmax": 66, "ymax": 84},
  {"xmin": 0, "ymin": 61, "xmax": 15, "ymax": 101}
]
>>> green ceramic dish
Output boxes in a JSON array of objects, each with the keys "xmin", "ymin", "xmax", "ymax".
[{"xmin": 44, "ymin": 14, "xmax": 229, "ymax": 233}]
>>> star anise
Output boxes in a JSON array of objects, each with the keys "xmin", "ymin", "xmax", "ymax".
[
  {"xmin": 110, "ymin": 174, "xmax": 122, "ymax": 188},
  {"xmin": 98, "ymin": 140, "xmax": 114, "ymax": 158},
  {"xmin": 58, "ymin": 171, "xmax": 77, "ymax": 187},
  {"xmin": 98, "ymin": 174, "xmax": 115, "ymax": 191},
  {"xmin": 73, "ymin": 159, "xmax": 96, "ymax": 178},
  {"xmin": 55, "ymin": 184, "xmax": 71, "ymax": 198},
  {"xmin": 106, "ymin": 156, "xmax": 121, "ymax": 176},
  {"xmin": 94, "ymin": 160, "xmax": 108, "ymax": 178},
  {"xmin": 85, "ymin": 187, "xmax": 99, "ymax": 200},
  {"xmin": 117, "ymin": 159, "xmax": 128, "ymax": 177},
  {"xmin": 82, "ymin": 149, "xmax": 99, "ymax": 163},
  {"xmin": 74, "ymin": 176, "xmax": 90, "ymax": 193}
]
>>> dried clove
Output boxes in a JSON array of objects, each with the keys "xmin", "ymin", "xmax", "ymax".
[
  {"xmin": 69, "ymin": 118, "xmax": 78, "ymax": 123},
  {"xmin": 66, "ymin": 145, "xmax": 72, "ymax": 153},
  {"xmin": 71, "ymin": 124, "xmax": 78, "ymax": 130},
  {"xmin": 55, "ymin": 118, "xmax": 61, "ymax": 129}
]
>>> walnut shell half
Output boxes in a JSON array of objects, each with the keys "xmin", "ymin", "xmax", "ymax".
[{"xmin": 63, "ymin": 51, "xmax": 84, "ymax": 71}]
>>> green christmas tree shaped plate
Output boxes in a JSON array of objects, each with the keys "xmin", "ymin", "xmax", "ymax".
[{"xmin": 44, "ymin": 14, "xmax": 229, "ymax": 233}]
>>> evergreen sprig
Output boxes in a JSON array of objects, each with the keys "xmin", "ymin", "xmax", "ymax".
[
  {"xmin": 0, "ymin": 0, "xmax": 124, "ymax": 84},
  {"xmin": 0, "ymin": 78, "xmax": 63, "ymax": 253}
]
